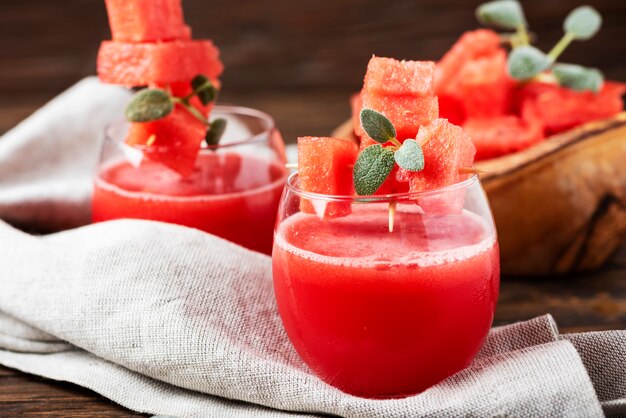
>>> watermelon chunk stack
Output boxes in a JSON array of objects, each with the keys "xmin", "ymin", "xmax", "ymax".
[
  {"xmin": 351, "ymin": 57, "xmax": 439, "ymax": 194},
  {"xmin": 98, "ymin": 0, "xmax": 224, "ymax": 175}
]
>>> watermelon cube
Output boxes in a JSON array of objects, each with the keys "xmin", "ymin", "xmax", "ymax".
[
  {"xmin": 434, "ymin": 29, "xmax": 502, "ymax": 94},
  {"xmin": 361, "ymin": 93, "xmax": 439, "ymax": 141},
  {"xmin": 519, "ymin": 81, "xmax": 626, "ymax": 135},
  {"xmin": 397, "ymin": 119, "xmax": 476, "ymax": 190},
  {"xmin": 364, "ymin": 57, "xmax": 435, "ymax": 97},
  {"xmin": 126, "ymin": 106, "xmax": 207, "ymax": 176},
  {"xmin": 397, "ymin": 119, "xmax": 476, "ymax": 213},
  {"xmin": 104, "ymin": 0, "xmax": 191, "ymax": 42},
  {"xmin": 97, "ymin": 40, "xmax": 223, "ymax": 87},
  {"xmin": 297, "ymin": 137, "xmax": 359, "ymax": 218},
  {"xmin": 351, "ymin": 92, "xmax": 364, "ymax": 138}
]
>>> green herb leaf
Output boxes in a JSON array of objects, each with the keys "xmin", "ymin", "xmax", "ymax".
[
  {"xmin": 353, "ymin": 145, "xmax": 395, "ymax": 195},
  {"xmin": 360, "ymin": 109, "xmax": 396, "ymax": 144},
  {"xmin": 205, "ymin": 118, "xmax": 227, "ymax": 147},
  {"xmin": 476, "ymin": 0, "xmax": 526, "ymax": 30},
  {"xmin": 564, "ymin": 6, "xmax": 602, "ymax": 40},
  {"xmin": 125, "ymin": 89, "xmax": 173, "ymax": 123},
  {"xmin": 553, "ymin": 63, "xmax": 604, "ymax": 93},
  {"xmin": 507, "ymin": 45, "xmax": 551, "ymax": 80},
  {"xmin": 191, "ymin": 74, "xmax": 218, "ymax": 105},
  {"xmin": 394, "ymin": 139, "xmax": 425, "ymax": 172}
]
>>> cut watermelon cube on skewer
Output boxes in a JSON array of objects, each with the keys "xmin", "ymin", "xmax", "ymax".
[
  {"xmin": 364, "ymin": 58, "xmax": 435, "ymax": 97},
  {"xmin": 297, "ymin": 137, "xmax": 359, "ymax": 218},
  {"xmin": 397, "ymin": 119, "xmax": 476, "ymax": 214},
  {"xmin": 361, "ymin": 93, "xmax": 439, "ymax": 141},
  {"xmin": 104, "ymin": 0, "xmax": 191, "ymax": 42},
  {"xmin": 97, "ymin": 40, "xmax": 223, "ymax": 87},
  {"xmin": 126, "ymin": 106, "xmax": 207, "ymax": 177}
]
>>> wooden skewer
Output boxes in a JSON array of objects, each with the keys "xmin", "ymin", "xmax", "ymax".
[
  {"xmin": 388, "ymin": 201, "xmax": 397, "ymax": 233},
  {"xmin": 285, "ymin": 163, "xmax": 298, "ymax": 169},
  {"xmin": 458, "ymin": 166, "xmax": 488, "ymax": 175}
]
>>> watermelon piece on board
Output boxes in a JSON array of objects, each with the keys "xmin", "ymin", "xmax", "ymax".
[
  {"xmin": 297, "ymin": 137, "xmax": 359, "ymax": 218},
  {"xmin": 397, "ymin": 119, "xmax": 476, "ymax": 214},
  {"xmin": 126, "ymin": 106, "xmax": 207, "ymax": 176},
  {"xmin": 98, "ymin": 40, "xmax": 223, "ymax": 87},
  {"xmin": 104, "ymin": 0, "xmax": 191, "ymax": 42},
  {"xmin": 435, "ymin": 29, "xmax": 502, "ymax": 94},
  {"xmin": 364, "ymin": 57, "xmax": 435, "ymax": 97},
  {"xmin": 453, "ymin": 49, "xmax": 512, "ymax": 118},
  {"xmin": 361, "ymin": 93, "xmax": 439, "ymax": 141},
  {"xmin": 463, "ymin": 111, "xmax": 545, "ymax": 161},
  {"xmin": 518, "ymin": 81, "xmax": 626, "ymax": 135}
]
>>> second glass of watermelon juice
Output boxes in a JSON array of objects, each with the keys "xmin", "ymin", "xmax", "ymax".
[
  {"xmin": 272, "ymin": 173, "xmax": 500, "ymax": 398},
  {"xmin": 93, "ymin": 105, "xmax": 287, "ymax": 254}
]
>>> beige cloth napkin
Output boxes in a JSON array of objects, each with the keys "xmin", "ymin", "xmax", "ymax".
[{"xmin": 0, "ymin": 78, "xmax": 625, "ymax": 417}]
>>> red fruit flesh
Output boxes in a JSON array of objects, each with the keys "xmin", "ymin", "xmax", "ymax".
[
  {"xmin": 435, "ymin": 29, "xmax": 502, "ymax": 94},
  {"xmin": 364, "ymin": 57, "xmax": 436, "ymax": 97},
  {"xmin": 398, "ymin": 119, "xmax": 476, "ymax": 191},
  {"xmin": 125, "ymin": 106, "xmax": 207, "ymax": 176},
  {"xmin": 97, "ymin": 40, "xmax": 223, "ymax": 87},
  {"xmin": 361, "ymin": 93, "xmax": 439, "ymax": 141},
  {"xmin": 519, "ymin": 81, "xmax": 626, "ymax": 135},
  {"xmin": 104, "ymin": 0, "xmax": 191, "ymax": 42},
  {"xmin": 351, "ymin": 92, "xmax": 364, "ymax": 138},
  {"xmin": 297, "ymin": 137, "xmax": 359, "ymax": 218}
]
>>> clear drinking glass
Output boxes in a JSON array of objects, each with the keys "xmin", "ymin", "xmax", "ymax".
[
  {"xmin": 272, "ymin": 173, "xmax": 500, "ymax": 398},
  {"xmin": 93, "ymin": 105, "xmax": 287, "ymax": 254}
]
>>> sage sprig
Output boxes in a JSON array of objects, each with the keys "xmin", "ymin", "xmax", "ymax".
[
  {"xmin": 124, "ymin": 74, "xmax": 226, "ymax": 147},
  {"xmin": 354, "ymin": 109, "xmax": 425, "ymax": 195},
  {"xmin": 476, "ymin": 1, "xmax": 605, "ymax": 92}
]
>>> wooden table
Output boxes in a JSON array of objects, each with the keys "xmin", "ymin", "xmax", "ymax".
[{"xmin": 2, "ymin": 0, "xmax": 626, "ymax": 414}]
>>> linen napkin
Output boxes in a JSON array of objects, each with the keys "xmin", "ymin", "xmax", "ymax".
[{"xmin": 0, "ymin": 78, "xmax": 625, "ymax": 417}]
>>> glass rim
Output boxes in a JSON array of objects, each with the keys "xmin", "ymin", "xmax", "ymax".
[
  {"xmin": 104, "ymin": 104, "xmax": 276, "ymax": 151},
  {"xmin": 286, "ymin": 171, "xmax": 480, "ymax": 202}
]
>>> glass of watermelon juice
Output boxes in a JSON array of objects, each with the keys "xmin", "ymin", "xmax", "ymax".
[
  {"xmin": 272, "ymin": 173, "xmax": 500, "ymax": 398},
  {"xmin": 93, "ymin": 105, "xmax": 287, "ymax": 254}
]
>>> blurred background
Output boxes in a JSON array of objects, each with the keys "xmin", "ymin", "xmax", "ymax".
[{"xmin": 1, "ymin": 0, "xmax": 625, "ymax": 141}]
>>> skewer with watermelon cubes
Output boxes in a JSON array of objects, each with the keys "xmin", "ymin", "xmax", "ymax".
[{"xmin": 97, "ymin": 0, "xmax": 224, "ymax": 176}]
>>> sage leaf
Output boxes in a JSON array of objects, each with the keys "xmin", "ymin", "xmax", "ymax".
[
  {"xmin": 206, "ymin": 118, "xmax": 227, "ymax": 147},
  {"xmin": 476, "ymin": 0, "xmax": 526, "ymax": 30},
  {"xmin": 394, "ymin": 139, "xmax": 425, "ymax": 172},
  {"xmin": 125, "ymin": 89, "xmax": 173, "ymax": 123},
  {"xmin": 353, "ymin": 144, "xmax": 395, "ymax": 196},
  {"xmin": 553, "ymin": 63, "xmax": 603, "ymax": 93},
  {"xmin": 564, "ymin": 6, "xmax": 602, "ymax": 40},
  {"xmin": 360, "ymin": 109, "xmax": 396, "ymax": 144},
  {"xmin": 507, "ymin": 46, "xmax": 550, "ymax": 80}
]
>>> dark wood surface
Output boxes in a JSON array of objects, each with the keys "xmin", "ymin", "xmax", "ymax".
[{"xmin": 1, "ymin": 0, "xmax": 626, "ymax": 416}]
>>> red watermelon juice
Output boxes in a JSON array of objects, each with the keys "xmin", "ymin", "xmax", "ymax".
[
  {"xmin": 273, "ymin": 195, "xmax": 499, "ymax": 397},
  {"xmin": 94, "ymin": 152, "xmax": 286, "ymax": 254}
]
